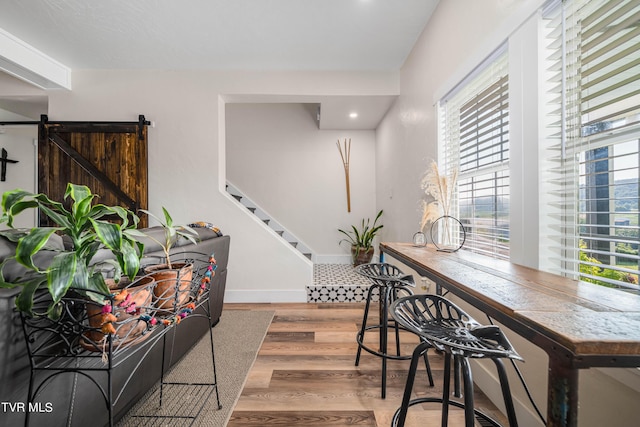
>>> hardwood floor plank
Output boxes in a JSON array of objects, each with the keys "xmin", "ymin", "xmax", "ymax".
[
  {"xmin": 250, "ymin": 354, "xmax": 445, "ymax": 372},
  {"xmin": 243, "ymin": 368, "xmax": 273, "ymax": 388},
  {"xmin": 233, "ymin": 390, "xmax": 406, "ymax": 412},
  {"xmin": 258, "ymin": 341, "xmax": 360, "ymax": 356},
  {"xmin": 267, "ymin": 369, "xmax": 428, "ymax": 391},
  {"xmin": 264, "ymin": 331, "xmax": 315, "ymax": 342},
  {"xmin": 374, "ymin": 407, "xmax": 468, "ymax": 427},
  {"xmin": 315, "ymin": 331, "xmax": 359, "ymax": 343},
  {"xmin": 267, "ymin": 321, "xmax": 356, "ymax": 333},
  {"xmin": 228, "ymin": 410, "xmax": 377, "ymax": 426},
  {"xmin": 273, "ymin": 308, "xmax": 366, "ymax": 321}
]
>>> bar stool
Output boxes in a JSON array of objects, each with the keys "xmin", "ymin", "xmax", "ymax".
[
  {"xmin": 390, "ymin": 294, "xmax": 522, "ymax": 427},
  {"xmin": 354, "ymin": 263, "xmax": 434, "ymax": 399}
]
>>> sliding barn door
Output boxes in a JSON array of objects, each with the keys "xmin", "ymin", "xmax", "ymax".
[{"xmin": 38, "ymin": 117, "xmax": 149, "ymax": 227}]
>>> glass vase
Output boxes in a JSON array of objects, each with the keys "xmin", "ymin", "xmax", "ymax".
[{"xmin": 430, "ymin": 215, "xmax": 466, "ymax": 252}]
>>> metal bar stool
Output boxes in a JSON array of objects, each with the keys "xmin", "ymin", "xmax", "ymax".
[
  {"xmin": 354, "ymin": 263, "xmax": 434, "ymax": 399},
  {"xmin": 390, "ymin": 294, "xmax": 522, "ymax": 427}
]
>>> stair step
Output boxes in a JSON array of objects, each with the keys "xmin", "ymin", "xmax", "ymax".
[
  {"xmin": 306, "ymin": 284, "xmax": 374, "ymax": 303},
  {"xmin": 227, "ymin": 182, "xmax": 314, "ymax": 260}
]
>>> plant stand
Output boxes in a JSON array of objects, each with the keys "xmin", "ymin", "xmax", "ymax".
[{"xmin": 20, "ymin": 252, "xmax": 221, "ymax": 427}]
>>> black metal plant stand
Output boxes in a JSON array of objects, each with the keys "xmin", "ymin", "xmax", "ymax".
[{"xmin": 20, "ymin": 252, "xmax": 221, "ymax": 427}]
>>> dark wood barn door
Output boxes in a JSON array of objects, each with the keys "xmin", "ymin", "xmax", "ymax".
[{"xmin": 38, "ymin": 116, "xmax": 149, "ymax": 227}]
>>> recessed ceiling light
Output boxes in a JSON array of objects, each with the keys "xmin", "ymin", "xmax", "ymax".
[{"xmin": 349, "ymin": 112, "xmax": 358, "ymax": 118}]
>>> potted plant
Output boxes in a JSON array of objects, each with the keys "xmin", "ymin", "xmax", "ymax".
[
  {"xmin": 83, "ymin": 274, "xmax": 155, "ymax": 347},
  {"xmin": 338, "ymin": 210, "xmax": 383, "ymax": 266},
  {"xmin": 128, "ymin": 207, "xmax": 199, "ymax": 311},
  {"xmin": 0, "ymin": 183, "xmax": 144, "ymax": 320}
]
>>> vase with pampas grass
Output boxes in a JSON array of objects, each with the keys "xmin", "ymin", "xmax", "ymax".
[{"xmin": 420, "ymin": 161, "xmax": 465, "ymax": 252}]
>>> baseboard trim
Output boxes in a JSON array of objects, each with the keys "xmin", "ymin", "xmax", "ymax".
[
  {"xmin": 314, "ymin": 255, "xmax": 352, "ymax": 264},
  {"xmin": 225, "ymin": 289, "xmax": 307, "ymax": 303},
  {"xmin": 472, "ymin": 360, "xmax": 545, "ymax": 427}
]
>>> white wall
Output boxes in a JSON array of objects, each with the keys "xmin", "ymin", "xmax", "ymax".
[
  {"xmin": 46, "ymin": 69, "xmax": 398, "ymax": 302},
  {"xmin": 0, "ymin": 109, "xmax": 38, "ymax": 229},
  {"xmin": 226, "ymin": 103, "xmax": 377, "ymax": 261},
  {"xmin": 377, "ymin": 0, "xmax": 541, "ymax": 244},
  {"xmin": 0, "ymin": 73, "xmax": 46, "ymax": 230},
  {"xmin": 377, "ymin": 0, "xmax": 640, "ymax": 426}
]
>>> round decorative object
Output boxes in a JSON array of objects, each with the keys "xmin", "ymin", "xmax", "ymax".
[
  {"xmin": 412, "ymin": 231, "xmax": 426, "ymax": 247},
  {"xmin": 429, "ymin": 215, "xmax": 466, "ymax": 252}
]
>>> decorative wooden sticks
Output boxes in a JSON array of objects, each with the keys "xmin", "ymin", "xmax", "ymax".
[{"xmin": 336, "ymin": 138, "xmax": 351, "ymax": 212}]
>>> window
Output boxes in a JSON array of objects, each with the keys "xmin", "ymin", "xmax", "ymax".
[
  {"xmin": 543, "ymin": 0, "xmax": 640, "ymax": 291},
  {"xmin": 439, "ymin": 48, "xmax": 510, "ymax": 259}
]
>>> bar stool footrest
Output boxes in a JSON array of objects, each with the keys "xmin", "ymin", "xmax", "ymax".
[
  {"xmin": 391, "ymin": 397, "xmax": 504, "ymax": 427},
  {"xmin": 356, "ymin": 324, "xmax": 416, "ymax": 361}
]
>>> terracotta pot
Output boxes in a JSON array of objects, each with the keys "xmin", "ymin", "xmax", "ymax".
[
  {"xmin": 85, "ymin": 276, "xmax": 154, "ymax": 344},
  {"xmin": 144, "ymin": 262, "xmax": 194, "ymax": 312},
  {"xmin": 352, "ymin": 246, "xmax": 374, "ymax": 266}
]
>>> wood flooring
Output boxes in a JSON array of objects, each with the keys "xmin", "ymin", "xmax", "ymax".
[{"xmin": 224, "ymin": 303, "xmax": 508, "ymax": 427}]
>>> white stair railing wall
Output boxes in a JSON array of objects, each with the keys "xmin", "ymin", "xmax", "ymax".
[{"xmin": 226, "ymin": 182, "xmax": 314, "ymax": 261}]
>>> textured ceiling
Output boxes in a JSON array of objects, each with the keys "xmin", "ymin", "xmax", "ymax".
[
  {"xmin": 0, "ymin": 0, "xmax": 438, "ymax": 71},
  {"xmin": 0, "ymin": 0, "xmax": 439, "ymax": 127}
]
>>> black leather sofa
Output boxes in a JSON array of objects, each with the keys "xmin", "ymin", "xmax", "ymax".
[{"xmin": 0, "ymin": 226, "xmax": 230, "ymax": 426}]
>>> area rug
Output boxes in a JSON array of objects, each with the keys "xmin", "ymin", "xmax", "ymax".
[{"xmin": 117, "ymin": 309, "xmax": 274, "ymax": 426}]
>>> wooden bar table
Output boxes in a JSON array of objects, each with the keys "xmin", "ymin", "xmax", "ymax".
[{"xmin": 379, "ymin": 242, "xmax": 640, "ymax": 427}]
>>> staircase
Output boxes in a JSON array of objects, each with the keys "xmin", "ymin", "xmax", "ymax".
[{"xmin": 226, "ymin": 182, "xmax": 313, "ymax": 260}]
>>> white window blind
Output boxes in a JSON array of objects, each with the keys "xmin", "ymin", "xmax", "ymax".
[
  {"xmin": 439, "ymin": 48, "xmax": 510, "ymax": 259},
  {"xmin": 543, "ymin": 0, "xmax": 640, "ymax": 291}
]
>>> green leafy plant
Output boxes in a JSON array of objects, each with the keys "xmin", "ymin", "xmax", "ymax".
[
  {"xmin": 0, "ymin": 183, "xmax": 144, "ymax": 316},
  {"xmin": 578, "ymin": 239, "xmax": 635, "ymax": 287},
  {"xmin": 129, "ymin": 207, "xmax": 199, "ymax": 269},
  {"xmin": 338, "ymin": 210, "xmax": 383, "ymax": 261}
]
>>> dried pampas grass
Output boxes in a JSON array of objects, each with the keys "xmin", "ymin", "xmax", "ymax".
[{"xmin": 420, "ymin": 160, "xmax": 458, "ymax": 231}]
